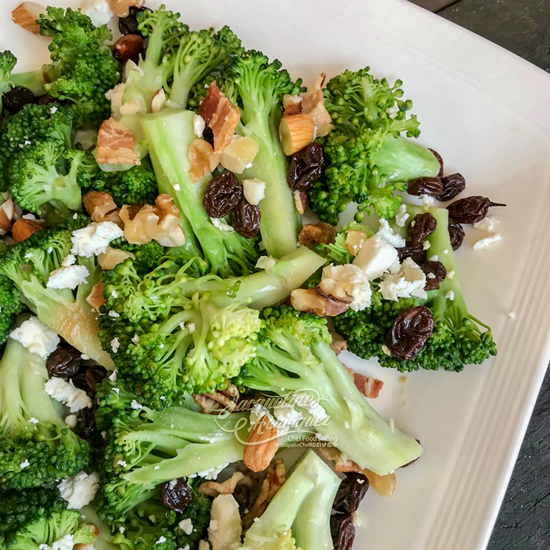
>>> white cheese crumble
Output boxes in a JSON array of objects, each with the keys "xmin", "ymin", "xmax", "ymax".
[
  {"xmin": 447, "ymin": 270, "xmax": 455, "ymax": 279},
  {"xmin": 173, "ymin": 183, "xmax": 181, "ymax": 191},
  {"xmin": 111, "ymin": 337, "xmax": 120, "ymax": 353},
  {"xmin": 507, "ymin": 311, "xmax": 516, "ymax": 319},
  {"xmin": 422, "ymin": 240, "xmax": 431, "ymax": 250},
  {"xmin": 208, "ymin": 495, "xmax": 241, "ymax": 550},
  {"xmin": 473, "ymin": 216, "xmax": 499, "ymax": 233},
  {"xmin": 108, "ymin": 310, "xmax": 120, "ymax": 318},
  {"xmin": 10, "ymin": 317, "xmax": 60, "ymax": 359},
  {"xmin": 421, "ymin": 194, "xmax": 435, "ymax": 210},
  {"xmin": 45, "ymin": 378, "xmax": 92, "ymax": 413},
  {"xmin": 353, "ymin": 234, "xmax": 399, "ymax": 281},
  {"xmin": 58, "ymin": 471, "xmax": 99, "ymax": 510},
  {"xmin": 273, "ymin": 402, "xmax": 303, "ymax": 427},
  {"xmin": 179, "ymin": 518, "xmax": 193, "ymax": 535},
  {"xmin": 29, "ymin": 417, "xmax": 39, "ymax": 424},
  {"xmin": 473, "ymin": 233, "xmax": 502, "ymax": 250},
  {"xmin": 242, "ymin": 179, "xmax": 266, "ymax": 206},
  {"xmin": 20, "ymin": 459, "xmax": 30, "ymax": 469},
  {"xmin": 395, "ymin": 204, "xmax": 410, "ymax": 228},
  {"xmin": 38, "ymin": 534, "xmax": 75, "ymax": 550},
  {"xmin": 65, "ymin": 415, "xmax": 78, "ymax": 429},
  {"xmin": 130, "ymin": 400, "xmax": 143, "ymax": 410},
  {"xmin": 61, "ymin": 254, "xmax": 76, "ymax": 267},
  {"xmin": 377, "ymin": 218, "xmax": 406, "ymax": 248},
  {"xmin": 429, "ymin": 255, "xmax": 439, "ymax": 261},
  {"xmin": 46, "ymin": 265, "xmax": 89, "ymax": 290},
  {"xmin": 81, "ymin": 0, "xmax": 114, "ymax": 27},
  {"xmin": 131, "ymin": 334, "xmax": 140, "ymax": 344},
  {"xmin": 380, "ymin": 258, "xmax": 427, "ymax": 301},
  {"xmin": 210, "ymin": 217, "xmax": 234, "ymax": 232},
  {"xmin": 445, "ymin": 290, "xmax": 455, "ymax": 300},
  {"xmin": 193, "ymin": 114, "xmax": 206, "ymax": 138},
  {"xmin": 382, "ymin": 344, "xmax": 392, "ymax": 356},
  {"xmin": 321, "ymin": 263, "xmax": 372, "ymax": 311},
  {"xmin": 71, "ymin": 222, "xmax": 124, "ymax": 257},
  {"xmin": 156, "ymin": 536, "xmax": 167, "ymax": 544},
  {"xmin": 295, "ymin": 393, "xmax": 328, "ymax": 421}
]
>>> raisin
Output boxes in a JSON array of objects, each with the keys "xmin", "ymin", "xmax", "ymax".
[
  {"xmin": 47, "ymin": 346, "xmax": 82, "ymax": 380},
  {"xmin": 387, "ymin": 306, "xmax": 435, "ymax": 360},
  {"xmin": 233, "ymin": 483, "xmax": 252, "ymax": 512},
  {"xmin": 202, "ymin": 126, "xmax": 214, "ymax": 147},
  {"xmin": 408, "ymin": 213, "xmax": 437, "ymax": 245},
  {"xmin": 331, "ymin": 513, "xmax": 356, "ymax": 550},
  {"xmin": 203, "ymin": 172, "xmax": 243, "ymax": 218},
  {"xmin": 438, "ymin": 173, "xmax": 466, "ymax": 202},
  {"xmin": 429, "ymin": 148, "xmax": 444, "ymax": 178},
  {"xmin": 113, "ymin": 34, "xmax": 145, "ymax": 64},
  {"xmin": 160, "ymin": 478, "xmax": 193, "ymax": 512},
  {"xmin": 72, "ymin": 364, "xmax": 107, "ymax": 395},
  {"xmin": 421, "ymin": 261, "xmax": 447, "ymax": 291},
  {"xmin": 396, "ymin": 242, "xmax": 427, "ymax": 265},
  {"xmin": 36, "ymin": 95, "xmax": 58, "ymax": 106},
  {"xmin": 407, "ymin": 177, "xmax": 443, "ymax": 197},
  {"xmin": 448, "ymin": 219, "xmax": 465, "ymax": 251},
  {"xmin": 333, "ymin": 473, "xmax": 369, "ymax": 514},
  {"xmin": 231, "ymin": 198, "xmax": 261, "ymax": 238},
  {"xmin": 3, "ymin": 86, "xmax": 35, "ymax": 114},
  {"xmin": 73, "ymin": 406, "xmax": 97, "ymax": 439},
  {"xmin": 118, "ymin": 6, "xmax": 152, "ymax": 36},
  {"xmin": 447, "ymin": 196, "xmax": 506, "ymax": 224},
  {"xmin": 287, "ymin": 143, "xmax": 324, "ymax": 191}
]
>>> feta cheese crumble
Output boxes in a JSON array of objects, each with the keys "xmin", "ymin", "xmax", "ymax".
[
  {"xmin": 38, "ymin": 534, "xmax": 74, "ymax": 550},
  {"xmin": 131, "ymin": 400, "xmax": 143, "ymax": 410},
  {"xmin": 188, "ymin": 463, "xmax": 230, "ymax": 481},
  {"xmin": 193, "ymin": 114, "xmax": 206, "ymax": 138},
  {"xmin": 20, "ymin": 459, "xmax": 30, "ymax": 469},
  {"xmin": 421, "ymin": 194, "xmax": 434, "ymax": 210},
  {"xmin": 111, "ymin": 337, "xmax": 120, "ymax": 353},
  {"xmin": 395, "ymin": 204, "xmax": 410, "ymax": 228},
  {"xmin": 81, "ymin": 0, "xmax": 114, "ymax": 27},
  {"xmin": 379, "ymin": 258, "xmax": 427, "ymax": 301},
  {"xmin": 353, "ymin": 234, "xmax": 399, "ymax": 281},
  {"xmin": 320, "ymin": 263, "xmax": 372, "ymax": 311},
  {"xmin": 179, "ymin": 518, "xmax": 194, "ymax": 535},
  {"xmin": 445, "ymin": 290, "xmax": 455, "ymax": 300},
  {"xmin": 473, "ymin": 233, "xmax": 502, "ymax": 250},
  {"xmin": 44, "ymin": 377, "xmax": 92, "ymax": 413},
  {"xmin": 377, "ymin": 218, "xmax": 406, "ymax": 248},
  {"xmin": 71, "ymin": 222, "xmax": 124, "ymax": 257},
  {"xmin": 10, "ymin": 317, "xmax": 60, "ymax": 359},
  {"xmin": 47, "ymin": 265, "xmax": 89, "ymax": 290},
  {"xmin": 273, "ymin": 402, "xmax": 303, "ymax": 427},
  {"xmin": 58, "ymin": 471, "xmax": 99, "ymax": 509},
  {"xmin": 422, "ymin": 240, "xmax": 431, "ymax": 250}
]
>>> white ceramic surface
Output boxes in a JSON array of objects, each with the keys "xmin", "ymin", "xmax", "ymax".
[{"xmin": 2, "ymin": 0, "xmax": 550, "ymax": 548}]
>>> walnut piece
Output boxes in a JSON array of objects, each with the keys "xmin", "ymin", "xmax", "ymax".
[
  {"xmin": 12, "ymin": 218, "xmax": 42, "ymax": 242},
  {"xmin": 188, "ymin": 139, "xmax": 220, "ymax": 182},
  {"xmin": 97, "ymin": 118, "xmax": 140, "ymax": 166},
  {"xmin": 298, "ymin": 222, "xmax": 336, "ymax": 248},
  {"xmin": 193, "ymin": 385, "xmax": 240, "ymax": 414},
  {"xmin": 329, "ymin": 331, "xmax": 348, "ymax": 355},
  {"xmin": 97, "ymin": 247, "xmax": 135, "ymax": 270},
  {"xmin": 290, "ymin": 288, "xmax": 350, "ymax": 317},
  {"xmin": 301, "ymin": 74, "xmax": 334, "ymax": 137},
  {"xmin": 86, "ymin": 282, "xmax": 106, "ymax": 311},
  {"xmin": 198, "ymin": 472, "xmax": 247, "ymax": 497},
  {"xmin": 83, "ymin": 191, "xmax": 122, "ymax": 225},
  {"xmin": 12, "ymin": 2, "xmax": 45, "ymax": 34}
]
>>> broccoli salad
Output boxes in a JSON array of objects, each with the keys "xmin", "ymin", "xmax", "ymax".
[{"xmin": 0, "ymin": 1, "xmax": 503, "ymax": 549}]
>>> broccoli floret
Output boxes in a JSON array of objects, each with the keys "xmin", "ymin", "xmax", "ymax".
[
  {"xmin": 240, "ymin": 450, "xmax": 340, "ymax": 550},
  {"xmin": 0, "ymin": 276, "xmax": 25, "ymax": 346},
  {"xmin": 96, "ymin": 381, "xmax": 248, "ymax": 516},
  {"xmin": 142, "ymin": 109, "xmax": 261, "ymax": 276},
  {"xmin": 99, "ymin": 247, "xmax": 325, "ymax": 406},
  {"xmin": 0, "ymin": 229, "xmax": 114, "ymax": 368},
  {"xmin": 335, "ymin": 206, "xmax": 497, "ymax": 372},
  {"xmin": 0, "ymin": 51, "xmax": 16, "ymax": 117},
  {"xmin": 20, "ymin": 7, "xmax": 121, "ymax": 127},
  {"xmin": 110, "ymin": 238, "xmax": 169, "ymax": 275},
  {"xmin": 221, "ymin": 51, "xmax": 303, "ymax": 258},
  {"xmin": 309, "ymin": 68, "xmax": 440, "ymax": 224},
  {"xmin": 0, "ymin": 335, "xmax": 90, "ymax": 489},
  {"xmin": 237, "ymin": 306, "xmax": 422, "ymax": 475}
]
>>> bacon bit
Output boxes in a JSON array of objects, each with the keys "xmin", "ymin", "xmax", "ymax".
[
  {"xmin": 12, "ymin": 2, "xmax": 45, "ymax": 34},
  {"xmin": 329, "ymin": 331, "xmax": 348, "ymax": 355},
  {"xmin": 199, "ymin": 81, "xmax": 240, "ymax": 151},
  {"xmin": 345, "ymin": 367, "xmax": 384, "ymax": 398},
  {"xmin": 188, "ymin": 139, "xmax": 220, "ymax": 182},
  {"xmin": 12, "ymin": 218, "xmax": 42, "ymax": 242},
  {"xmin": 301, "ymin": 74, "xmax": 334, "ymax": 137},
  {"xmin": 86, "ymin": 282, "xmax": 106, "ymax": 311},
  {"xmin": 97, "ymin": 118, "xmax": 140, "ymax": 166},
  {"xmin": 198, "ymin": 471, "xmax": 249, "ymax": 497}
]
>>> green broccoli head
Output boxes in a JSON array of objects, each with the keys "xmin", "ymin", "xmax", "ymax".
[
  {"xmin": 309, "ymin": 67, "xmax": 440, "ymax": 224},
  {"xmin": 0, "ymin": 336, "xmax": 90, "ymax": 489},
  {"xmin": 37, "ymin": 7, "xmax": 122, "ymax": 127},
  {"xmin": 0, "ymin": 276, "xmax": 25, "ymax": 346},
  {"xmin": 0, "ymin": 50, "xmax": 17, "ymax": 114}
]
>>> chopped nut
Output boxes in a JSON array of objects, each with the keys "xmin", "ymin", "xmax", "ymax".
[
  {"xmin": 317, "ymin": 446, "xmax": 362, "ymax": 473},
  {"xmin": 242, "ymin": 179, "xmax": 265, "ymax": 206},
  {"xmin": 12, "ymin": 218, "xmax": 42, "ymax": 242},
  {"xmin": 298, "ymin": 222, "xmax": 337, "ymax": 248},
  {"xmin": 12, "ymin": 2, "xmax": 45, "ymax": 34},
  {"xmin": 345, "ymin": 367, "xmax": 384, "ymax": 398},
  {"xmin": 293, "ymin": 189, "xmax": 308, "ymax": 215},
  {"xmin": 109, "ymin": 0, "xmax": 145, "ymax": 18},
  {"xmin": 151, "ymin": 88, "xmax": 166, "ymax": 114},
  {"xmin": 188, "ymin": 139, "xmax": 220, "ymax": 182},
  {"xmin": 301, "ymin": 74, "xmax": 334, "ymax": 137},
  {"xmin": 319, "ymin": 277, "xmax": 353, "ymax": 303},
  {"xmin": 290, "ymin": 288, "xmax": 349, "ymax": 317},
  {"xmin": 363, "ymin": 468, "xmax": 396, "ymax": 497},
  {"xmin": 219, "ymin": 136, "xmax": 259, "ymax": 174},
  {"xmin": 283, "ymin": 94, "xmax": 303, "ymax": 117},
  {"xmin": 120, "ymin": 204, "xmax": 159, "ymax": 245},
  {"xmin": 329, "ymin": 331, "xmax": 348, "ymax": 355},
  {"xmin": 279, "ymin": 114, "xmax": 316, "ymax": 156},
  {"xmin": 198, "ymin": 472, "xmax": 248, "ymax": 497},
  {"xmin": 86, "ymin": 282, "xmax": 106, "ymax": 311},
  {"xmin": 83, "ymin": 191, "xmax": 122, "ymax": 225},
  {"xmin": 154, "ymin": 194, "xmax": 186, "ymax": 247},
  {"xmin": 199, "ymin": 81, "xmax": 240, "ymax": 151},
  {"xmin": 193, "ymin": 385, "xmax": 240, "ymax": 414},
  {"xmin": 119, "ymin": 98, "xmax": 146, "ymax": 117},
  {"xmin": 97, "ymin": 118, "xmax": 140, "ymax": 166},
  {"xmin": 244, "ymin": 415, "xmax": 279, "ymax": 473},
  {"xmin": 97, "ymin": 247, "xmax": 134, "ymax": 270},
  {"xmin": 0, "ymin": 198, "xmax": 17, "ymax": 235},
  {"xmin": 73, "ymin": 524, "xmax": 99, "ymax": 550},
  {"xmin": 345, "ymin": 230, "xmax": 368, "ymax": 256}
]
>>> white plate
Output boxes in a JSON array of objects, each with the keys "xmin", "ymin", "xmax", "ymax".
[{"xmin": 3, "ymin": 1, "xmax": 550, "ymax": 548}]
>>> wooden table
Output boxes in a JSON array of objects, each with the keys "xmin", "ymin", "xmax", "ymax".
[{"xmin": 411, "ymin": 2, "xmax": 550, "ymax": 548}]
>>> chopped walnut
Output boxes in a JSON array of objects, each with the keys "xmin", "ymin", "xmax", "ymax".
[
  {"xmin": 154, "ymin": 194, "xmax": 186, "ymax": 247},
  {"xmin": 188, "ymin": 139, "xmax": 220, "ymax": 182},
  {"xmin": 12, "ymin": 218, "xmax": 42, "ymax": 242},
  {"xmin": 86, "ymin": 282, "xmax": 106, "ymax": 311},
  {"xmin": 97, "ymin": 118, "xmax": 140, "ymax": 166},
  {"xmin": 83, "ymin": 191, "xmax": 122, "ymax": 225},
  {"xmin": 199, "ymin": 81, "xmax": 240, "ymax": 151},
  {"xmin": 193, "ymin": 385, "xmax": 240, "ymax": 414},
  {"xmin": 293, "ymin": 189, "xmax": 308, "ymax": 215},
  {"xmin": 345, "ymin": 230, "xmax": 368, "ymax": 256},
  {"xmin": 345, "ymin": 367, "xmax": 384, "ymax": 399},
  {"xmin": 329, "ymin": 331, "xmax": 348, "ymax": 355},
  {"xmin": 316, "ymin": 446, "xmax": 362, "ymax": 473},
  {"xmin": 290, "ymin": 288, "xmax": 350, "ymax": 317},
  {"xmin": 301, "ymin": 74, "xmax": 334, "ymax": 137},
  {"xmin": 97, "ymin": 247, "xmax": 135, "ymax": 270},
  {"xmin": 198, "ymin": 472, "xmax": 249, "ymax": 497},
  {"xmin": 298, "ymin": 222, "xmax": 337, "ymax": 248},
  {"xmin": 120, "ymin": 204, "xmax": 159, "ymax": 245}
]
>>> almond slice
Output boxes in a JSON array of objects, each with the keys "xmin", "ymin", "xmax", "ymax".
[
  {"xmin": 86, "ymin": 282, "xmax": 106, "ymax": 311},
  {"xmin": 244, "ymin": 415, "xmax": 279, "ymax": 473},
  {"xmin": 279, "ymin": 114, "xmax": 315, "ymax": 155},
  {"xmin": 97, "ymin": 118, "xmax": 140, "ymax": 166},
  {"xmin": 12, "ymin": 2, "xmax": 45, "ymax": 34}
]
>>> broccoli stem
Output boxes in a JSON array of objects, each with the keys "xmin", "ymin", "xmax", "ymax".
[
  {"xmin": 372, "ymin": 136, "xmax": 440, "ymax": 183},
  {"xmin": 11, "ymin": 70, "xmax": 46, "ymax": 96}
]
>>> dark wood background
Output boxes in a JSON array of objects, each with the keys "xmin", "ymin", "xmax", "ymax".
[{"xmin": 410, "ymin": 1, "xmax": 550, "ymax": 548}]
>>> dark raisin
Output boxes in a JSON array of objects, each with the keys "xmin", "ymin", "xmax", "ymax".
[
  {"xmin": 438, "ymin": 173, "xmax": 466, "ymax": 202},
  {"xmin": 47, "ymin": 347, "xmax": 82, "ymax": 380},
  {"xmin": 72, "ymin": 364, "xmax": 107, "ymax": 395},
  {"xmin": 233, "ymin": 483, "xmax": 252, "ymax": 512},
  {"xmin": 202, "ymin": 126, "xmax": 214, "ymax": 147},
  {"xmin": 160, "ymin": 478, "xmax": 193, "ymax": 512},
  {"xmin": 407, "ymin": 177, "xmax": 443, "ymax": 197},
  {"xmin": 428, "ymin": 148, "xmax": 444, "ymax": 178},
  {"xmin": 396, "ymin": 242, "xmax": 427, "ymax": 265},
  {"xmin": 203, "ymin": 172, "xmax": 243, "ymax": 218},
  {"xmin": 113, "ymin": 34, "xmax": 145, "ymax": 64},
  {"xmin": 447, "ymin": 196, "xmax": 506, "ymax": 224},
  {"xmin": 421, "ymin": 261, "xmax": 447, "ymax": 291},
  {"xmin": 73, "ymin": 406, "xmax": 97, "ymax": 439},
  {"xmin": 333, "ymin": 473, "xmax": 369, "ymax": 514},
  {"xmin": 387, "ymin": 306, "xmax": 435, "ymax": 360},
  {"xmin": 36, "ymin": 95, "xmax": 58, "ymax": 106},
  {"xmin": 331, "ymin": 513, "xmax": 356, "ymax": 550},
  {"xmin": 287, "ymin": 143, "xmax": 324, "ymax": 191},
  {"xmin": 3, "ymin": 86, "xmax": 35, "ymax": 114},
  {"xmin": 408, "ymin": 213, "xmax": 437, "ymax": 245},
  {"xmin": 231, "ymin": 198, "xmax": 261, "ymax": 238},
  {"xmin": 118, "ymin": 6, "xmax": 152, "ymax": 36},
  {"xmin": 448, "ymin": 219, "xmax": 465, "ymax": 251}
]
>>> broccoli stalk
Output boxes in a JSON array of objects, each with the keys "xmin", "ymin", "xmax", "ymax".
[
  {"xmin": 0, "ymin": 336, "xmax": 90, "ymax": 489},
  {"xmin": 0, "ymin": 230, "xmax": 114, "ymax": 368},
  {"xmin": 240, "ymin": 450, "xmax": 341, "ymax": 550},
  {"xmin": 141, "ymin": 109, "xmax": 261, "ymax": 276},
  {"xmin": 238, "ymin": 307, "xmax": 423, "ymax": 475},
  {"xmin": 223, "ymin": 51, "xmax": 303, "ymax": 258},
  {"xmin": 309, "ymin": 68, "xmax": 440, "ymax": 224},
  {"xmin": 0, "ymin": 51, "xmax": 16, "ymax": 116}
]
